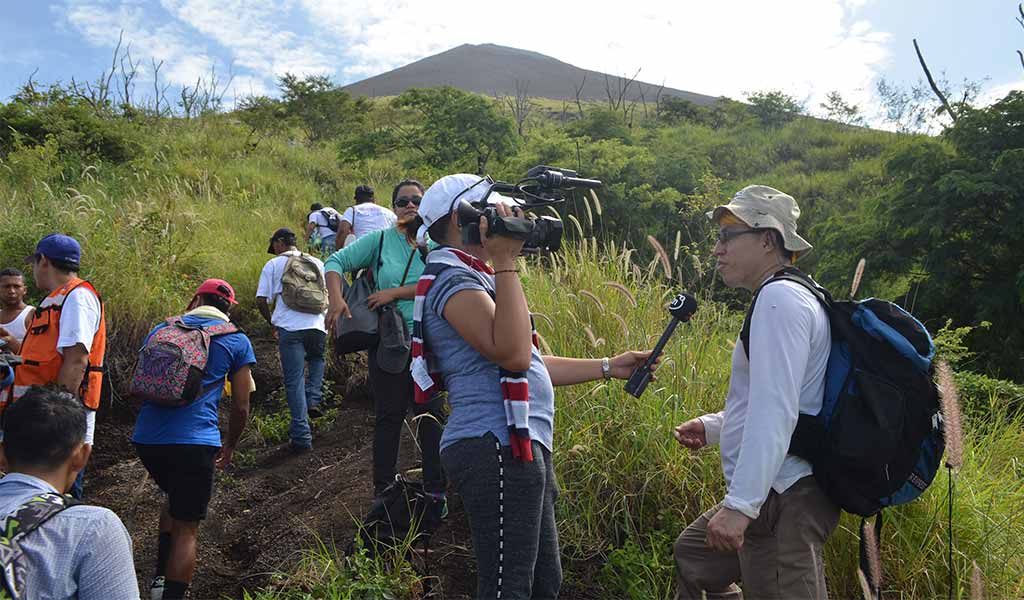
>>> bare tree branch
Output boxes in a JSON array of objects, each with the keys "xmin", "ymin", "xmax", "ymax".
[
  {"xmin": 573, "ymin": 73, "xmax": 587, "ymax": 117},
  {"xmin": 913, "ymin": 38, "xmax": 958, "ymax": 123}
]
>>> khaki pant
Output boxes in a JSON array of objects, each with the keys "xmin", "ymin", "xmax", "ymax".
[{"xmin": 674, "ymin": 476, "xmax": 840, "ymax": 600}]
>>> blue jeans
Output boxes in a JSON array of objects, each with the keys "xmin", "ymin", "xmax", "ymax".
[
  {"xmin": 320, "ymin": 234, "xmax": 337, "ymax": 257},
  {"xmin": 277, "ymin": 328, "xmax": 327, "ymax": 449}
]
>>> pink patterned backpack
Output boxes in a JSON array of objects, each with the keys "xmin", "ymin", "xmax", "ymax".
[{"xmin": 129, "ymin": 316, "xmax": 239, "ymax": 407}]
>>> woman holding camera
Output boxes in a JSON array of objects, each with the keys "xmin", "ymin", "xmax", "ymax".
[
  {"xmin": 412, "ymin": 174, "xmax": 656, "ymax": 599},
  {"xmin": 324, "ymin": 179, "xmax": 446, "ymax": 505}
]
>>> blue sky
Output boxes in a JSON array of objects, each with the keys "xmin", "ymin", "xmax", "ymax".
[{"xmin": 2, "ymin": 0, "xmax": 1021, "ymax": 124}]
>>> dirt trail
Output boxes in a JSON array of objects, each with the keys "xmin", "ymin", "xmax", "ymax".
[{"xmin": 86, "ymin": 343, "xmax": 477, "ymax": 600}]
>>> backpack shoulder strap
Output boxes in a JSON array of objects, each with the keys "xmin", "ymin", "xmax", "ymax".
[
  {"xmin": 740, "ymin": 266, "xmax": 831, "ymax": 360},
  {"xmin": 203, "ymin": 321, "xmax": 239, "ymax": 337},
  {"xmin": 0, "ymin": 492, "xmax": 81, "ymax": 599}
]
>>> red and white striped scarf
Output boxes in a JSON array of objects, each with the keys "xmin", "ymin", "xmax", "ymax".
[{"xmin": 411, "ymin": 247, "xmax": 537, "ymax": 462}]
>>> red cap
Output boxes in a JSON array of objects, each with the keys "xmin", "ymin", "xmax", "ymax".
[{"xmin": 194, "ymin": 278, "xmax": 238, "ymax": 304}]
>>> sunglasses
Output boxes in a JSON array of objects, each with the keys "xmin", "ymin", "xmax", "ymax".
[
  {"xmin": 394, "ymin": 195, "xmax": 422, "ymax": 208},
  {"xmin": 716, "ymin": 228, "xmax": 766, "ymax": 244}
]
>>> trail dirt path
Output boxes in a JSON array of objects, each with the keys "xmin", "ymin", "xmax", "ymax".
[{"xmin": 86, "ymin": 347, "xmax": 477, "ymax": 599}]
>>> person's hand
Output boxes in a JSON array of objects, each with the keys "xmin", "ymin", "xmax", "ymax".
[
  {"xmin": 367, "ymin": 289, "xmax": 396, "ymax": 310},
  {"xmin": 705, "ymin": 507, "xmax": 752, "ymax": 552},
  {"xmin": 607, "ymin": 350, "xmax": 659, "ymax": 380},
  {"xmin": 480, "ymin": 203, "xmax": 525, "ymax": 269},
  {"xmin": 673, "ymin": 418, "xmax": 707, "ymax": 450},
  {"xmin": 215, "ymin": 445, "xmax": 235, "ymax": 469},
  {"xmin": 326, "ymin": 298, "xmax": 352, "ymax": 332}
]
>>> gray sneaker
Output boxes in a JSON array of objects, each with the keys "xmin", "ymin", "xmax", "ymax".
[{"xmin": 150, "ymin": 576, "xmax": 165, "ymax": 600}]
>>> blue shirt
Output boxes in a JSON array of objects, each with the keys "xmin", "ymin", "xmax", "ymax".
[
  {"xmin": 423, "ymin": 267, "xmax": 555, "ymax": 452},
  {"xmin": 0, "ymin": 473, "xmax": 139, "ymax": 600},
  {"xmin": 131, "ymin": 316, "xmax": 256, "ymax": 446}
]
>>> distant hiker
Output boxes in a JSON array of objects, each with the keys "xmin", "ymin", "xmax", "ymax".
[
  {"xmin": 338, "ymin": 184, "xmax": 397, "ymax": 245},
  {"xmin": 0, "ymin": 385, "xmax": 138, "ymax": 600},
  {"xmin": 7, "ymin": 234, "xmax": 106, "ymax": 501},
  {"xmin": 0, "ymin": 267, "xmax": 34, "ymax": 354},
  {"xmin": 132, "ymin": 279, "xmax": 255, "ymax": 600},
  {"xmin": 325, "ymin": 179, "xmax": 446, "ymax": 502},
  {"xmin": 412, "ymin": 174, "xmax": 656, "ymax": 598},
  {"xmin": 306, "ymin": 202, "xmax": 342, "ymax": 256},
  {"xmin": 672, "ymin": 185, "xmax": 838, "ymax": 599},
  {"xmin": 258, "ymin": 227, "xmax": 328, "ymax": 453}
]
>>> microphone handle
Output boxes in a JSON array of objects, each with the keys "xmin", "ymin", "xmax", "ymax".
[{"xmin": 644, "ymin": 317, "xmax": 681, "ymax": 369}]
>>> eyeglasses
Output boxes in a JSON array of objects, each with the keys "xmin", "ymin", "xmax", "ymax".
[
  {"xmin": 716, "ymin": 228, "xmax": 766, "ymax": 245},
  {"xmin": 394, "ymin": 195, "xmax": 422, "ymax": 208}
]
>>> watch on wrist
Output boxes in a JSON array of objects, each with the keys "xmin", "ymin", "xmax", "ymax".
[{"xmin": 601, "ymin": 357, "xmax": 611, "ymax": 380}]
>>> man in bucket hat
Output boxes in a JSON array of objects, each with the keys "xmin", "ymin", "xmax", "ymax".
[{"xmin": 671, "ymin": 185, "xmax": 840, "ymax": 599}]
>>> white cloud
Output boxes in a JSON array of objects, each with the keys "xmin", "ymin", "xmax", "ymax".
[
  {"xmin": 299, "ymin": 0, "xmax": 892, "ymax": 112},
  {"xmin": 56, "ymin": 0, "xmax": 895, "ymax": 117},
  {"xmin": 979, "ymin": 79, "xmax": 1024, "ymax": 106}
]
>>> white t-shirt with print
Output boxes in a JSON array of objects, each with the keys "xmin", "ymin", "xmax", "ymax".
[
  {"xmin": 308, "ymin": 207, "xmax": 341, "ymax": 240},
  {"xmin": 340, "ymin": 204, "xmax": 397, "ymax": 240},
  {"xmin": 256, "ymin": 250, "xmax": 327, "ymax": 334}
]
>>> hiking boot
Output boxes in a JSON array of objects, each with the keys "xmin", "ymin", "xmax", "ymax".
[
  {"xmin": 149, "ymin": 576, "xmax": 165, "ymax": 600},
  {"xmin": 289, "ymin": 443, "xmax": 313, "ymax": 455},
  {"xmin": 308, "ymin": 405, "xmax": 324, "ymax": 419}
]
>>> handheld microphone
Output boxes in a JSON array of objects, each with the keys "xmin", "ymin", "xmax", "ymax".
[{"xmin": 623, "ymin": 292, "xmax": 698, "ymax": 398}]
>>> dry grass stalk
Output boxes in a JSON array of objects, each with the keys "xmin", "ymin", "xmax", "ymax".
[
  {"xmin": 937, "ymin": 360, "xmax": 964, "ymax": 469},
  {"xmin": 862, "ymin": 520, "xmax": 882, "ymax": 591},
  {"xmin": 970, "ymin": 560, "xmax": 983, "ymax": 600},
  {"xmin": 589, "ymin": 189, "xmax": 603, "ymax": 216},
  {"xmin": 531, "ymin": 312, "xmax": 554, "ymax": 330},
  {"xmin": 857, "ymin": 569, "xmax": 873, "ymax": 600},
  {"xmin": 673, "ymin": 230, "xmax": 682, "ymax": 262},
  {"xmin": 583, "ymin": 325, "xmax": 604, "ymax": 348},
  {"xmin": 603, "ymin": 281, "xmax": 638, "ymax": 307},
  {"xmin": 567, "ymin": 214, "xmax": 585, "ymax": 239},
  {"xmin": 851, "ymin": 258, "xmax": 866, "ymax": 299},
  {"xmin": 646, "ymin": 235, "xmax": 672, "ymax": 279},
  {"xmin": 611, "ymin": 312, "xmax": 629, "ymax": 338},
  {"xmin": 579, "ymin": 289, "xmax": 606, "ymax": 314},
  {"xmin": 582, "ymin": 193, "xmax": 594, "ymax": 228},
  {"xmin": 535, "ymin": 332, "xmax": 553, "ymax": 355}
]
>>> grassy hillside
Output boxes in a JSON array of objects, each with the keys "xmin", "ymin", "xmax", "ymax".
[{"xmin": 2, "ymin": 88, "xmax": 1022, "ymax": 598}]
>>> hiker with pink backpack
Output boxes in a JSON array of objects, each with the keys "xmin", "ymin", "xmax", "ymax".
[{"xmin": 130, "ymin": 279, "xmax": 256, "ymax": 600}]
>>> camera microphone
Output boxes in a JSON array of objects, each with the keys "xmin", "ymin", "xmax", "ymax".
[{"xmin": 623, "ymin": 292, "xmax": 698, "ymax": 398}]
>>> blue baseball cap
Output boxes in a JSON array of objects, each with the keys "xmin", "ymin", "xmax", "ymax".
[{"xmin": 32, "ymin": 233, "xmax": 82, "ymax": 266}]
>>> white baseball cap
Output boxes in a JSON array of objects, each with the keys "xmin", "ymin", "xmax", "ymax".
[
  {"xmin": 417, "ymin": 174, "xmax": 513, "ymax": 246},
  {"xmin": 707, "ymin": 185, "xmax": 812, "ymax": 257}
]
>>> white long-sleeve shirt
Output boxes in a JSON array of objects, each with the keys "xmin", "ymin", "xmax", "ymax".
[{"xmin": 699, "ymin": 279, "xmax": 831, "ymax": 519}]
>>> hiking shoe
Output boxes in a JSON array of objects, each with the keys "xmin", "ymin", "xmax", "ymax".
[
  {"xmin": 308, "ymin": 405, "xmax": 324, "ymax": 419},
  {"xmin": 427, "ymin": 493, "xmax": 448, "ymax": 521},
  {"xmin": 289, "ymin": 443, "xmax": 313, "ymax": 455},
  {"xmin": 149, "ymin": 576, "xmax": 165, "ymax": 600}
]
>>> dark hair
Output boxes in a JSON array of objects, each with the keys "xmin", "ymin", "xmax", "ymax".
[
  {"xmin": 354, "ymin": 184, "xmax": 375, "ymax": 203},
  {"xmin": 310, "ymin": 202, "xmax": 324, "ymax": 212},
  {"xmin": 199, "ymin": 293, "xmax": 232, "ymax": 314},
  {"xmin": 2, "ymin": 385, "xmax": 86, "ymax": 470},
  {"xmin": 427, "ymin": 216, "xmax": 451, "ymax": 244},
  {"xmin": 36, "ymin": 254, "xmax": 79, "ymax": 274},
  {"xmin": 765, "ymin": 230, "xmax": 793, "ymax": 262},
  {"xmin": 391, "ymin": 179, "xmax": 424, "ymax": 204},
  {"xmin": 0, "ymin": 268, "xmax": 24, "ymax": 279}
]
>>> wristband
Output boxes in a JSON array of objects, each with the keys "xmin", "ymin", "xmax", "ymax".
[{"xmin": 601, "ymin": 357, "xmax": 611, "ymax": 380}]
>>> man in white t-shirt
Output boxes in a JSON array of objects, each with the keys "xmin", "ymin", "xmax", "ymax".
[
  {"xmin": 306, "ymin": 202, "xmax": 342, "ymax": 256},
  {"xmin": 8, "ymin": 233, "xmax": 106, "ymax": 501},
  {"xmin": 256, "ymin": 228, "xmax": 328, "ymax": 452},
  {"xmin": 338, "ymin": 184, "xmax": 397, "ymax": 243},
  {"xmin": 672, "ymin": 186, "xmax": 839, "ymax": 600}
]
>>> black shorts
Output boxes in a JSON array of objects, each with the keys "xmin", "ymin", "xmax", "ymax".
[{"xmin": 135, "ymin": 443, "xmax": 218, "ymax": 521}]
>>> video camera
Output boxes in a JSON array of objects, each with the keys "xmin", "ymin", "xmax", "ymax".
[{"xmin": 455, "ymin": 165, "xmax": 602, "ymax": 254}]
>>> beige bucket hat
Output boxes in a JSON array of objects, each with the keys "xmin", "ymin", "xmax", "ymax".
[{"xmin": 707, "ymin": 185, "xmax": 812, "ymax": 257}]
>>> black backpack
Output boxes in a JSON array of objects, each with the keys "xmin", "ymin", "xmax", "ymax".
[
  {"xmin": 350, "ymin": 475, "xmax": 443, "ymax": 562},
  {"xmin": 741, "ymin": 267, "xmax": 944, "ymax": 595},
  {"xmin": 0, "ymin": 493, "xmax": 81, "ymax": 600},
  {"xmin": 320, "ymin": 209, "xmax": 341, "ymax": 233}
]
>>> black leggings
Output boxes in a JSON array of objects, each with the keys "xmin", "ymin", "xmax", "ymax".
[{"xmin": 368, "ymin": 348, "xmax": 446, "ymax": 495}]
